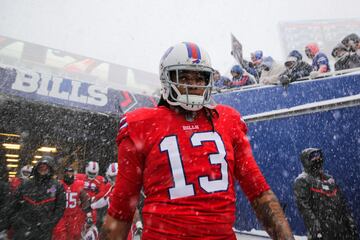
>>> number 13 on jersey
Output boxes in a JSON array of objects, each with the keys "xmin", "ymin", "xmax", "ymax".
[{"xmin": 160, "ymin": 131, "xmax": 229, "ymax": 200}]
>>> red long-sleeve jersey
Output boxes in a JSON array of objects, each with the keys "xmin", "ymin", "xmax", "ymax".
[{"xmin": 109, "ymin": 105, "xmax": 270, "ymax": 240}]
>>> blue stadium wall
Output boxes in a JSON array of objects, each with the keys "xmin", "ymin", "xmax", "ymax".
[{"xmin": 213, "ymin": 73, "xmax": 360, "ymax": 235}]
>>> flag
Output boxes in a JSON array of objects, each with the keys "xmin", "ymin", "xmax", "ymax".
[{"xmin": 231, "ymin": 33, "xmax": 244, "ymax": 67}]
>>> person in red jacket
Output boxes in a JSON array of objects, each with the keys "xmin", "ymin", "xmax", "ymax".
[
  {"xmin": 53, "ymin": 167, "xmax": 91, "ymax": 240},
  {"xmin": 102, "ymin": 42, "xmax": 294, "ymax": 240}
]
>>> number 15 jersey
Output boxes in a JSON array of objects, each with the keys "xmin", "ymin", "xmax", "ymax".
[{"xmin": 108, "ymin": 104, "xmax": 270, "ymax": 240}]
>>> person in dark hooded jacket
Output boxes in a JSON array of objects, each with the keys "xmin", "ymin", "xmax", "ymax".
[
  {"xmin": 332, "ymin": 42, "xmax": 360, "ymax": 71},
  {"xmin": 293, "ymin": 148, "xmax": 359, "ymax": 240},
  {"xmin": 341, "ymin": 33, "xmax": 360, "ymax": 53},
  {"xmin": 279, "ymin": 50, "xmax": 313, "ymax": 85},
  {"xmin": 9, "ymin": 156, "xmax": 66, "ymax": 240}
]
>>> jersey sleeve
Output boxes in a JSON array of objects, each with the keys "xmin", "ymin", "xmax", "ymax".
[
  {"xmin": 232, "ymin": 114, "xmax": 270, "ymax": 202},
  {"xmin": 108, "ymin": 117, "xmax": 144, "ymax": 222}
]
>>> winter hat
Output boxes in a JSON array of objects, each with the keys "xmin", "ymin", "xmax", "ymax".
[
  {"xmin": 305, "ymin": 43, "xmax": 319, "ymax": 56},
  {"xmin": 230, "ymin": 65, "xmax": 244, "ymax": 75},
  {"xmin": 285, "ymin": 50, "xmax": 302, "ymax": 66},
  {"xmin": 288, "ymin": 50, "xmax": 302, "ymax": 61},
  {"xmin": 251, "ymin": 50, "xmax": 263, "ymax": 60}
]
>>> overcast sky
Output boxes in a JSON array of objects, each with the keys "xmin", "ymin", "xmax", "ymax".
[{"xmin": 0, "ymin": 0, "xmax": 359, "ymax": 75}]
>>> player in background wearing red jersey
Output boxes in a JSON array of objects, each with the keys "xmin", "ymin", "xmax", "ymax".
[
  {"xmin": 94, "ymin": 163, "xmax": 143, "ymax": 240},
  {"xmin": 76, "ymin": 161, "xmax": 107, "ymax": 227},
  {"xmin": 102, "ymin": 42, "xmax": 295, "ymax": 240},
  {"xmin": 53, "ymin": 167, "xmax": 91, "ymax": 240},
  {"xmin": 9, "ymin": 164, "xmax": 32, "ymax": 192}
]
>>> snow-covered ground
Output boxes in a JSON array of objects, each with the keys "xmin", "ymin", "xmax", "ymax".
[
  {"xmin": 128, "ymin": 229, "xmax": 307, "ymax": 240},
  {"xmin": 235, "ymin": 229, "xmax": 307, "ymax": 240}
]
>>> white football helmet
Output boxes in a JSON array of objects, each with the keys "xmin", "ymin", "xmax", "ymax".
[
  {"xmin": 159, "ymin": 42, "xmax": 214, "ymax": 111},
  {"xmin": 85, "ymin": 161, "xmax": 99, "ymax": 179},
  {"xmin": 105, "ymin": 162, "xmax": 118, "ymax": 184},
  {"xmin": 20, "ymin": 165, "xmax": 33, "ymax": 179}
]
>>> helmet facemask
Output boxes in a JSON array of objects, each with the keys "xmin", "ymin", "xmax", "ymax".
[
  {"xmin": 86, "ymin": 171, "xmax": 98, "ymax": 180},
  {"xmin": 161, "ymin": 65, "xmax": 213, "ymax": 111}
]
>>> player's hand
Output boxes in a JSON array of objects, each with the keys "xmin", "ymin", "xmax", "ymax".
[
  {"xmin": 85, "ymin": 212, "xmax": 94, "ymax": 227},
  {"xmin": 280, "ymin": 75, "xmax": 290, "ymax": 86}
]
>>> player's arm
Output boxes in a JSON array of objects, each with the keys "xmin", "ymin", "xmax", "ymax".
[
  {"xmin": 233, "ymin": 115, "xmax": 294, "ymax": 239},
  {"xmin": 101, "ymin": 134, "xmax": 143, "ymax": 240},
  {"xmin": 251, "ymin": 190, "xmax": 294, "ymax": 240},
  {"xmin": 79, "ymin": 189, "xmax": 92, "ymax": 213}
]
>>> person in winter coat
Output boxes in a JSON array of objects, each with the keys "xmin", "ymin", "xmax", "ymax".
[
  {"xmin": 229, "ymin": 65, "xmax": 256, "ymax": 88},
  {"xmin": 250, "ymin": 50, "xmax": 264, "ymax": 80},
  {"xmin": 341, "ymin": 33, "xmax": 360, "ymax": 53},
  {"xmin": 9, "ymin": 156, "xmax": 66, "ymax": 240},
  {"xmin": 332, "ymin": 42, "xmax": 360, "ymax": 71},
  {"xmin": 279, "ymin": 50, "xmax": 313, "ymax": 85},
  {"xmin": 213, "ymin": 70, "xmax": 231, "ymax": 90},
  {"xmin": 259, "ymin": 56, "xmax": 286, "ymax": 85},
  {"xmin": 293, "ymin": 148, "xmax": 359, "ymax": 240},
  {"xmin": 305, "ymin": 43, "xmax": 330, "ymax": 78}
]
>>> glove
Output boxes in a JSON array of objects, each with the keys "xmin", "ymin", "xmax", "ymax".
[
  {"xmin": 279, "ymin": 75, "xmax": 290, "ymax": 85},
  {"xmin": 309, "ymin": 71, "xmax": 319, "ymax": 79},
  {"xmin": 85, "ymin": 212, "xmax": 93, "ymax": 226},
  {"xmin": 133, "ymin": 221, "xmax": 143, "ymax": 236}
]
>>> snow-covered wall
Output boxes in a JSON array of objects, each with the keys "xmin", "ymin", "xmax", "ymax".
[{"xmin": 214, "ymin": 74, "xmax": 360, "ymax": 235}]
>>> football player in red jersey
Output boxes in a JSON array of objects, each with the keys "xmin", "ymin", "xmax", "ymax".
[
  {"xmin": 53, "ymin": 167, "xmax": 91, "ymax": 240},
  {"xmin": 76, "ymin": 161, "xmax": 107, "ymax": 225},
  {"xmin": 9, "ymin": 164, "xmax": 32, "ymax": 192},
  {"xmin": 102, "ymin": 42, "xmax": 295, "ymax": 240}
]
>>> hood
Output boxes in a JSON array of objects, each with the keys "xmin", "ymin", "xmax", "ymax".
[
  {"xmin": 331, "ymin": 43, "xmax": 348, "ymax": 58},
  {"xmin": 288, "ymin": 50, "xmax": 302, "ymax": 61},
  {"xmin": 300, "ymin": 148, "xmax": 324, "ymax": 175},
  {"xmin": 32, "ymin": 156, "xmax": 55, "ymax": 181}
]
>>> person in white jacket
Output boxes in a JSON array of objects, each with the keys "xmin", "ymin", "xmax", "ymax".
[{"xmin": 259, "ymin": 56, "xmax": 286, "ymax": 85}]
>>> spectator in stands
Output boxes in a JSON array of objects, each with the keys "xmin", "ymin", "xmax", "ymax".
[
  {"xmin": 332, "ymin": 43, "xmax": 360, "ymax": 71},
  {"xmin": 247, "ymin": 50, "xmax": 263, "ymax": 82},
  {"xmin": 229, "ymin": 65, "xmax": 255, "ymax": 88},
  {"xmin": 259, "ymin": 56, "xmax": 285, "ymax": 85},
  {"xmin": 294, "ymin": 148, "xmax": 359, "ymax": 240},
  {"xmin": 213, "ymin": 70, "xmax": 230, "ymax": 90},
  {"xmin": 251, "ymin": 50, "xmax": 263, "ymax": 79},
  {"xmin": 251, "ymin": 50, "xmax": 263, "ymax": 66},
  {"xmin": 341, "ymin": 33, "xmax": 360, "ymax": 53},
  {"xmin": 279, "ymin": 50, "xmax": 313, "ymax": 85},
  {"xmin": 242, "ymin": 60, "xmax": 259, "ymax": 82},
  {"xmin": 305, "ymin": 43, "xmax": 330, "ymax": 78}
]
